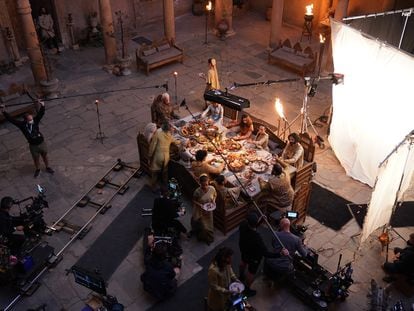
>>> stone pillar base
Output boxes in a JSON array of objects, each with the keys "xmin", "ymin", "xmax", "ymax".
[{"xmin": 40, "ymin": 78, "xmax": 59, "ymax": 99}]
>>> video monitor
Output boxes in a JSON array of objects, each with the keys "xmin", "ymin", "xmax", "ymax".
[{"xmin": 71, "ymin": 265, "xmax": 107, "ymax": 296}]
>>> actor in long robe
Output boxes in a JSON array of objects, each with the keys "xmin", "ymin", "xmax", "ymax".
[{"xmin": 191, "ymin": 174, "xmax": 217, "ymax": 245}]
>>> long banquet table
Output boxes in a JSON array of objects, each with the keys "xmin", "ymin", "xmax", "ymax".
[{"xmin": 172, "ymin": 114, "xmax": 296, "ymax": 198}]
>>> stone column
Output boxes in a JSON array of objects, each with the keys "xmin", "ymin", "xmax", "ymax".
[
  {"xmin": 334, "ymin": 0, "xmax": 349, "ymax": 21},
  {"xmin": 99, "ymin": 0, "xmax": 117, "ymax": 65},
  {"xmin": 16, "ymin": 0, "xmax": 47, "ymax": 83},
  {"xmin": 0, "ymin": 0, "xmax": 21, "ymax": 64},
  {"xmin": 269, "ymin": 0, "xmax": 284, "ymax": 49},
  {"xmin": 163, "ymin": 0, "xmax": 175, "ymax": 43},
  {"xmin": 214, "ymin": 0, "xmax": 235, "ymax": 37},
  {"xmin": 318, "ymin": 0, "xmax": 332, "ymax": 23}
]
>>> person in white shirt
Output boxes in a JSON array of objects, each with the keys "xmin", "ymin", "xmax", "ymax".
[{"xmin": 201, "ymin": 102, "xmax": 224, "ymax": 126}]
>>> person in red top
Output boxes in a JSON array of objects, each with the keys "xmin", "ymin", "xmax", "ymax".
[{"xmin": 1, "ymin": 101, "xmax": 54, "ymax": 177}]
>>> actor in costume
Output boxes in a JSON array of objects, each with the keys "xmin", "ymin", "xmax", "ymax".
[
  {"xmin": 251, "ymin": 125, "xmax": 269, "ymax": 150},
  {"xmin": 207, "ymin": 247, "xmax": 239, "ymax": 311},
  {"xmin": 281, "ymin": 132, "xmax": 304, "ymax": 168},
  {"xmin": 227, "ymin": 114, "xmax": 254, "ymax": 141},
  {"xmin": 151, "ymin": 93, "xmax": 179, "ymax": 128},
  {"xmin": 191, "ymin": 150, "xmax": 225, "ymax": 178},
  {"xmin": 211, "ymin": 174, "xmax": 241, "ymax": 210},
  {"xmin": 201, "ymin": 102, "xmax": 224, "ymax": 126},
  {"xmin": 148, "ymin": 122, "xmax": 180, "ymax": 190},
  {"xmin": 191, "ymin": 174, "xmax": 217, "ymax": 245},
  {"xmin": 257, "ymin": 159, "xmax": 294, "ymax": 214}
]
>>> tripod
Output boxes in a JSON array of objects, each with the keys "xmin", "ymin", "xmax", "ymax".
[
  {"xmin": 94, "ymin": 100, "xmax": 106, "ymax": 143},
  {"xmin": 285, "ymin": 77, "xmax": 325, "ymax": 148}
]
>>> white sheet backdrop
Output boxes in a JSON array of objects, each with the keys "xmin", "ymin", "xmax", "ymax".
[
  {"xmin": 329, "ymin": 20, "xmax": 414, "ymax": 187},
  {"xmin": 361, "ymin": 135, "xmax": 414, "ymax": 243}
]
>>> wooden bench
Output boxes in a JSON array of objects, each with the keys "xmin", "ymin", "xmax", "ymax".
[
  {"xmin": 136, "ymin": 38, "xmax": 184, "ymax": 75},
  {"xmin": 268, "ymin": 39, "xmax": 316, "ymax": 76}
]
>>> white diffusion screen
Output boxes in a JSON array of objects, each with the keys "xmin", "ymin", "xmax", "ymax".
[
  {"xmin": 361, "ymin": 138, "xmax": 413, "ymax": 243},
  {"xmin": 329, "ymin": 20, "xmax": 414, "ymax": 187}
]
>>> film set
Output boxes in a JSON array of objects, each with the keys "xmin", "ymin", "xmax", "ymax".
[{"xmin": 0, "ymin": 0, "xmax": 413, "ymax": 310}]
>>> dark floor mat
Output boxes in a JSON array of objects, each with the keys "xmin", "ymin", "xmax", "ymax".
[
  {"xmin": 347, "ymin": 203, "xmax": 367, "ymax": 229},
  {"xmin": 74, "ymin": 186, "xmax": 153, "ymax": 281},
  {"xmin": 390, "ymin": 201, "xmax": 414, "ymax": 228},
  {"xmin": 308, "ymin": 183, "xmax": 353, "ymax": 231},
  {"xmin": 132, "ymin": 36, "xmax": 152, "ymax": 45}
]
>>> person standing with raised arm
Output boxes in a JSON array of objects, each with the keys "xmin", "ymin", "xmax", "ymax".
[{"xmin": 1, "ymin": 101, "xmax": 54, "ymax": 177}]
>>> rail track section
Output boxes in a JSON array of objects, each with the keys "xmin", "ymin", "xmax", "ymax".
[{"xmin": 3, "ymin": 159, "xmax": 142, "ymax": 311}]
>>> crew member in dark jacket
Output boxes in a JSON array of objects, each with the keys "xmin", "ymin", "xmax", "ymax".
[
  {"xmin": 239, "ymin": 212, "xmax": 288, "ymax": 297},
  {"xmin": 0, "ymin": 196, "xmax": 25, "ymax": 255},
  {"xmin": 383, "ymin": 233, "xmax": 414, "ymax": 282},
  {"xmin": 1, "ymin": 101, "xmax": 54, "ymax": 177},
  {"xmin": 152, "ymin": 188, "xmax": 187, "ymax": 235},
  {"xmin": 141, "ymin": 242, "xmax": 179, "ymax": 300}
]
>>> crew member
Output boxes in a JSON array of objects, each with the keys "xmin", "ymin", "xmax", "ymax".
[
  {"xmin": 152, "ymin": 187, "xmax": 187, "ymax": 236},
  {"xmin": 1, "ymin": 101, "xmax": 54, "ymax": 178},
  {"xmin": 264, "ymin": 218, "xmax": 308, "ymax": 279},
  {"xmin": 239, "ymin": 212, "xmax": 289, "ymax": 297},
  {"xmin": 201, "ymin": 101, "xmax": 224, "ymax": 126},
  {"xmin": 141, "ymin": 242, "xmax": 179, "ymax": 301},
  {"xmin": 151, "ymin": 93, "xmax": 179, "ymax": 128},
  {"xmin": 207, "ymin": 247, "xmax": 239, "ymax": 311},
  {"xmin": 0, "ymin": 196, "xmax": 25, "ymax": 255},
  {"xmin": 227, "ymin": 114, "xmax": 254, "ymax": 141},
  {"xmin": 251, "ymin": 125, "xmax": 269, "ymax": 150},
  {"xmin": 281, "ymin": 132, "xmax": 304, "ymax": 169},
  {"xmin": 191, "ymin": 174, "xmax": 216, "ymax": 245},
  {"xmin": 257, "ymin": 159, "xmax": 294, "ymax": 214},
  {"xmin": 383, "ymin": 233, "xmax": 414, "ymax": 282},
  {"xmin": 38, "ymin": 7, "xmax": 59, "ymax": 52},
  {"xmin": 148, "ymin": 121, "xmax": 180, "ymax": 191}
]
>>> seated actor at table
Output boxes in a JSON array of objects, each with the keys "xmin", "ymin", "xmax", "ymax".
[
  {"xmin": 191, "ymin": 149, "xmax": 225, "ymax": 178},
  {"xmin": 191, "ymin": 174, "xmax": 217, "ymax": 245},
  {"xmin": 201, "ymin": 101, "xmax": 224, "ymax": 126},
  {"xmin": 256, "ymin": 158, "xmax": 294, "ymax": 214},
  {"xmin": 226, "ymin": 114, "xmax": 254, "ymax": 141},
  {"xmin": 251, "ymin": 125, "xmax": 269, "ymax": 151},
  {"xmin": 211, "ymin": 174, "xmax": 241, "ymax": 210},
  {"xmin": 281, "ymin": 133, "xmax": 304, "ymax": 169}
]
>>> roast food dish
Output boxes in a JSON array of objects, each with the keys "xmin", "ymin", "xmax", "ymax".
[
  {"xmin": 227, "ymin": 153, "xmax": 245, "ymax": 172},
  {"xmin": 204, "ymin": 125, "xmax": 219, "ymax": 137},
  {"xmin": 250, "ymin": 159, "xmax": 269, "ymax": 174},
  {"xmin": 222, "ymin": 139, "xmax": 242, "ymax": 151},
  {"xmin": 196, "ymin": 135, "xmax": 209, "ymax": 144}
]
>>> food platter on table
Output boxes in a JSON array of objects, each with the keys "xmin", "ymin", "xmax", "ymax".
[
  {"xmin": 227, "ymin": 153, "xmax": 245, "ymax": 172},
  {"xmin": 243, "ymin": 169, "xmax": 256, "ymax": 181},
  {"xmin": 196, "ymin": 135, "xmax": 209, "ymax": 144},
  {"xmin": 250, "ymin": 159, "xmax": 269, "ymax": 174},
  {"xmin": 222, "ymin": 139, "xmax": 242, "ymax": 151},
  {"xmin": 209, "ymin": 158, "xmax": 224, "ymax": 167},
  {"xmin": 204, "ymin": 125, "xmax": 219, "ymax": 137},
  {"xmin": 202, "ymin": 202, "xmax": 216, "ymax": 211},
  {"xmin": 225, "ymin": 131, "xmax": 237, "ymax": 138}
]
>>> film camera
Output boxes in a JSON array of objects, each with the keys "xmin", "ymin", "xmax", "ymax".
[{"xmin": 17, "ymin": 185, "xmax": 48, "ymax": 237}]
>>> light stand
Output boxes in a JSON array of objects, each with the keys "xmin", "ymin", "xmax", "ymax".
[
  {"xmin": 204, "ymin": 1, "xmax": 213, "ymax": 45},
  {"xmin": 94, "ymin": 100, "xmax": 106, "ymax": 143},
  {"xmin": 173, "ymin": 71, "xmax": 178, "ymax": 110},
  {"xmin": 179, "ymin": 99, "xmax": 291, "ymax": 256}
]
